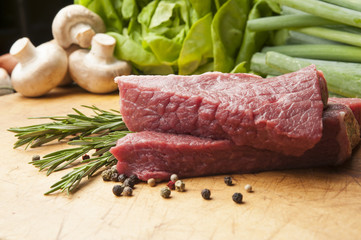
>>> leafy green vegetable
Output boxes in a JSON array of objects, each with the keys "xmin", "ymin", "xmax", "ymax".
[
  {"xmin": 230, "ymin": 61, "xmax": 247, "ymax": 73},
  {"xmin": 211, "ymin": 0, "xmax": 250, "ymax": 72},
  {"xmin": 189, "ymin": 0, "xmax": 212, "ymax": 19},
  {"xmin": 235, "ymin": 0, "xmax": 276, "ymax": 71},
  {"xmin": 108, "ymin": 31, "xmax": 174, "ymax": 74},
  {"xmin": 76, "ymin": 0, "xmax": 260, "ymax": 74},
  {"xmin": 75, "ymin": 0, "xmax": 125, "ymax": 32},
  {"xmin": 178, "ymin": 13, "xmax": 213, "ymax": 75}
]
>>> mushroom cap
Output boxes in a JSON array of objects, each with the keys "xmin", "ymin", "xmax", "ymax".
[
  {"xmin": 52, "ymin": 4, "xmax": 106, "ymax": 49},
  {"xmin": 11, "ymin": 40, "xmax": 68, "ymax": 97}
]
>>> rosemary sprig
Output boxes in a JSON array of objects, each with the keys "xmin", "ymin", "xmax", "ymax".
[
  {"xmin": 8, "ymin": 105, "xmax": 131, "ymax": 195},
  {"xmin": 8, "ymin": 105, "xmax": 127, "ymax": 149},
  {"xmin": 45, "ymin": 152, "xmax": 117, "ymax": 195},
  {"xmin": 30, "ymin": 131, "xmax": 130, "ymax": 175},
  {"xmin": 42, "ymin": 131, "xmax": 130, "ymax": 194}
]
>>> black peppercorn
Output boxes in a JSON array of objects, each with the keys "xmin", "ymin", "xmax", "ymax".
[
  {"xmin": 123, "ymin": 186, "xmax": 133, "ymax": 196},
  {"xmin": 224, "ymin": 176, "xmax": 233, "ymax": 186},
  {"xmin": 201, "ymin": 189, "xmax": 211, "ymax": 200},
  {"xmin": 110, "ymin": 172, "xmax": 118, "ymax": 182},
  {"xmin": 117, "ymin": 174, "xmax": 127, "ymax": 183},
  {"xmin": 112, "ymin": 185, "xmax": 124, "ymax": 196},
  {"xmin": 232, "ymin": 192, "xmax": 243, "ymax": 204},
  {"xmin": 32, "ymin": 155, "xmax": 41, "ymax": 161},
  {"xmin": 122, "ymin": 178, "xmax": 135, "ymax": 188},
  {"xmin": 82, "ymin": 154, "xmax": 90, "ymax": 160},
  {"xmin": 129, "ymin": 174, "xmax": 140, "ymax": 184}
]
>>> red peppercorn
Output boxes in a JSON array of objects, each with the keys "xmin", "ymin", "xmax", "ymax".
[
  {"xmin": 167, "ymin": 181, "xmax": 175, "ymax": 190},
  {"xmin": 95, "ymin": 148, "xmax": 103, "ymax": 156}
]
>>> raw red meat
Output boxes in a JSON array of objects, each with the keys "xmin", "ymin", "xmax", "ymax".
[
  {"xmin": 116, "ymin": 65, "xmax": 328, "ymax": 156},
  {"xmin": 110, "ymin": 104, "xmax": 359, "ymax": 181},
  {"xmin": 329, "ymin": 97, "xmax": 361, "ymax": 126}
]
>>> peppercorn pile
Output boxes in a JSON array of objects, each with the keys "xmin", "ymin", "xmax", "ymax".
[
  {"xmin": 102, "ymin": 165, "xmax": 139, "ymax": 197},
  {"xmin": 102, "ymin": 168, "xmax": 253, "ymax": 204}
]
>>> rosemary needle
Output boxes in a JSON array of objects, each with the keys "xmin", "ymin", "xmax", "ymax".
[{"xmin": 8, "ymin": 105, "xmax": 131, "ymax": 195}]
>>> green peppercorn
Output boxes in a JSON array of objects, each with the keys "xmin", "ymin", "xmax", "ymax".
[
  {"xmin": 224, "ymin": 176, "xmax": 233, "ymax": 186},
  {"xmin": 32, "ymin": 155, "xmax": 40, "ymax": 161},
  {"xmin": 175, "ymin": 180, "xmax": 185, "ymax": 192},
  {"xmin": 110, "ymin": 165, "xmax": 118, "ymax": 174},
  {"xmin": 101, "ymin": 169, "xmax": 112, "ymax": 181},
  {"xmin": 147, "ymin": 178, "xmax": 156, "ymax": 187},
  {"xmin": 201, "ymin": 189, "xmax": 211, "ymax": 200},
  {"xmin": 110, "ymin": 172, "xmax": 118, "ymax": 182},
  {"xmin": 123, "ymin": 186, "xmax": 133, "ymax": 196},
  {"xmin": 170, "ymin": 174, "xmax": 178, "ymax": 182},
  {"xmin": 117, "ymin": 174, "xmax": 127, "ymax": 183},
  {"xmin": 232, "ymin": 192, "xmax": 243, "ymax": 204},
  {"xmin": 160, "ymin": 187, "xmax": 171, "ymax": 198},
  {"xmin": 112, "ymin": 185, "xmax": 124, "ymax": 196},
  {"xmin": 122, "ymin": 178, "xmax": 135, "ymax": 188}
]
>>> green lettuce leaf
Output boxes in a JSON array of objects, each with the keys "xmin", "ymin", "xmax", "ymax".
[{"xmin": 211, "ymin": 0, "xmax": 251, "ymax": 72}]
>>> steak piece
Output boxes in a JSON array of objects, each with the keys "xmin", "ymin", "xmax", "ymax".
[
  {"xmin": 329, "ymin": 97, "xmax": 361, "ymax": 126},
  {"xmin": 110, "ymin": 104, "xmax": 359, "ymax": 181},
  {"xmin": 116, "ymin": 65, "xmax": 328, "ymax": 156}
]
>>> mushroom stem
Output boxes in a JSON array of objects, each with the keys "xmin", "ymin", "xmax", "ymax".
[
  {"xmin": 70, "ymin": 23, "xmax": 95, "ymax": 48},
  {"xmin": 10, "ymin": 38, "xmax": 36, "ymax": 64},
  {"xmin": 90, "ymin": 34, "xmax": 116, "ymax": 62}
]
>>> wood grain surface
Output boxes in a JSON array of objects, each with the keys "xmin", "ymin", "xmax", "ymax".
[{"xmin": 1, "ymin": 87, "xmax": 361, "ymax": 240}]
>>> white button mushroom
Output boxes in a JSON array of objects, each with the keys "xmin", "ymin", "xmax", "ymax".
[
  {"xmin": 0, "ymin": 68, "xmax": 14, "ymax": 96},
  {"xmin": 52, "ymin": 4, "xmax": 106, "ymax": 49},
  {"xmin": 58, "ymin": 44, "xmax": 80, "ymax": 86},
  {"xmin": 10, "ymin": 38, "xmax": 68, "ymax": 97},
  {"xmin": 69, "ymin": 33, "xmax": 132, "ymax": 94}
]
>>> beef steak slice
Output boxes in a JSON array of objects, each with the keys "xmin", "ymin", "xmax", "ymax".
[
  {"xmin": 115, "ymin": 65, "xmax": 328, "ymax": 156},
  {"xmin": 329, "ymin": 97, "xmax": 361, "ymax": 126},
  {"xmin": 110, "ymin": 103, "xmax": 358, "ymax": 181}
]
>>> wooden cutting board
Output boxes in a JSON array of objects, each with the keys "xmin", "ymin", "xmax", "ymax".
[{"xmin": 1, "ymin": 87, "xmax": 361, "ymax": 240}]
